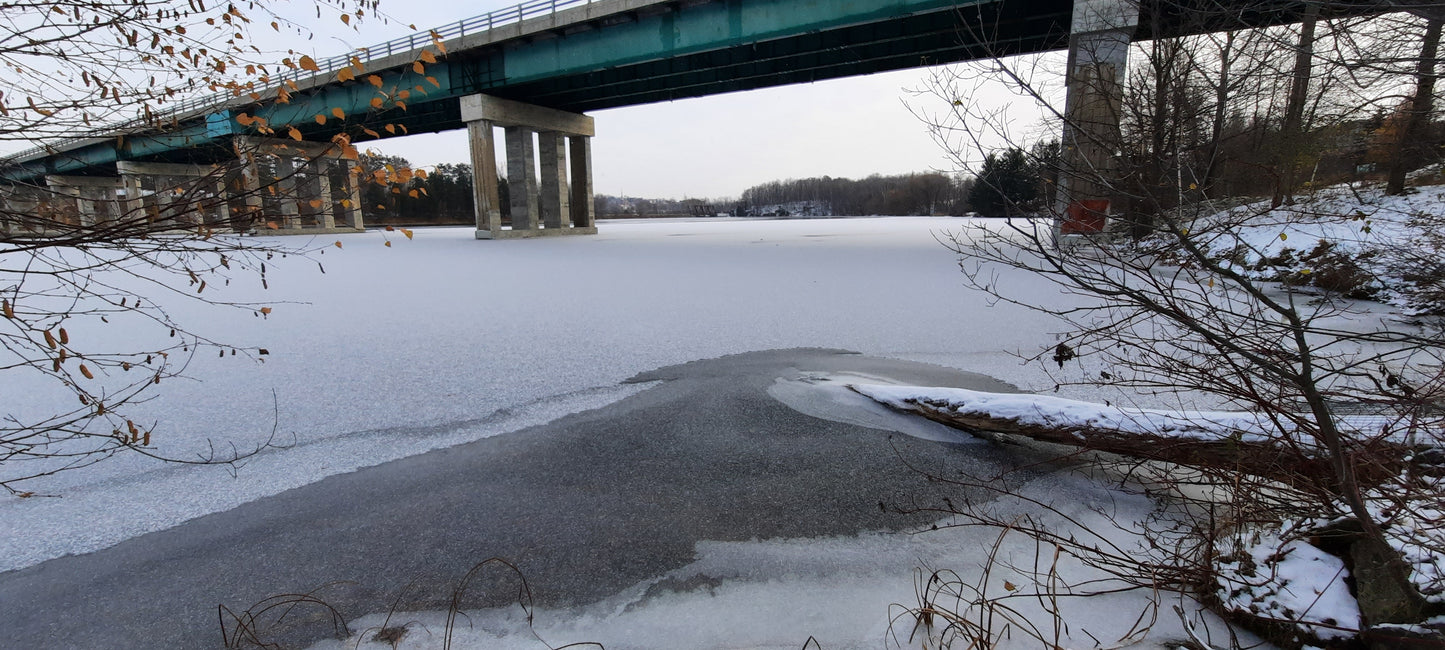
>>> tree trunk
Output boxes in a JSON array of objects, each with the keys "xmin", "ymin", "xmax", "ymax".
[
  {"xmin": 859, "ymin": 390, "xmax": 1440, "ymax": 488},
  {"xmin": 1273, "ymin": 5, "xmax": 1319, "ymax": 208},
  {"xmin": 1387, "ymin": 16, "xmax": 1443, "ymax": 196},
  {"xmin": 1202, "ymin": 32, "xmax": 1236, "ymax": 198}
]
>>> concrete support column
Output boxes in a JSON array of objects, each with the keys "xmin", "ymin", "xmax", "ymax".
[
  {"xmin": 314, "ymin": 161, "xmax": 336, "ymax": 229},
  {"xmin": 343, "ymin": 161, "xmax": 364, "ymax": 229},
  {"xmin": 505, "ymin": 125, "xmax": 540, "ymax": 231},
  {"xmin": 1056, "ymin": 0, "xmax": 1136, "ymax": 238},
  {"xmin": 0, "ymin": 190, "xmax": 11, "ymax": 236},
  {"xmin": 122, "ymin": 174, "xmax": 146, "ymax": 225},
  {"xmin": 467, "ymin": 120, "xmax": 503, "ymax": 238},
  {"xmin": 276, "ymin": 157, "xmax": 302, "ymax": 230},
  {"xmin": 460, "ymin": 93, "xmax": 595, "ymax": 239},
  {"xmin": 238, "ymin": 151, "xmax": 265, "ymax": 231},
  {"xmin": 569, "ymin": 136, "xmax": 595, "ymax": 228},
  {"xmin": 45, "ymin": 178, "xmax": 86, "ymax": 226},
  {"xmin": 539, "ymin": 131, "xmax": 570, "ymax": 229}
]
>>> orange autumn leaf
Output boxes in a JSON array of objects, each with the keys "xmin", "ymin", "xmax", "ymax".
[
  {"xmin": 298, "ymin": 55, "xmax": 319, "ymax": 71},
  {"xmin": 331, "ymin": 107, "xmax": 345, "ymax": 119}
]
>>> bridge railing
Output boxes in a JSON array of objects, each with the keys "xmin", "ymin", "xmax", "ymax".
[{"xmin": 5, "ymin": 0, "xmax": 595, "ymax": 163}]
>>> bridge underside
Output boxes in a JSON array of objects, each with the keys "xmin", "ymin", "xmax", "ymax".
[
  {"xmin": 473, "ymin": 0, "xmax": 1075, "ymax": 114},
  {"xmin": 0, "ymin": 0, "xmax": 1399, "ymax": 239}
]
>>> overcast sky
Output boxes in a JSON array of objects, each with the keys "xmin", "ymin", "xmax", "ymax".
[{"xmin": 270, "ymin": 0, "xmax": 1012, "ymax": 200}]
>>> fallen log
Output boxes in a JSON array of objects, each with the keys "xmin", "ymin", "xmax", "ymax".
[{"xmin": 849, "ymin": 386, "xmax": 1442, "ymax": 487}]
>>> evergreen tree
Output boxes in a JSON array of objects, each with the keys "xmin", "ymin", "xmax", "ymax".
[{"xmin": 968, "ymin": 147, "xmax": 1038, "ymax": 216}]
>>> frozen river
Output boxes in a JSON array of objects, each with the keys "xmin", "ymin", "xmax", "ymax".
[
  {"xmin": 4, "ymin": 216, "xmax": 1081, "ymax": 570},
  {"xmin": 2, "ymin": 217, "xmax": 1202, "ymax": 648}
]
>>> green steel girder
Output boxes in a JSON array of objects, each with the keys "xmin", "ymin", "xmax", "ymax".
[
  {"xmin": 499, "ymin": 0, "xmax": 987, "ymax": 85},
  {"xmin": 496, "ymin": 0, "xmax": 1073, "ymax": 111}
]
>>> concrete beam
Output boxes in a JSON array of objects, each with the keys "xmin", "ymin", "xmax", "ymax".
[
  {"xmin": 116, "ymin": 161, "xmax": 221, "ymax": 178},
  {"xmin": 460, "ymin": 94, "xmax": 595, "ymax": 137},
  {"xmin": 44, "ymin": 175, "xmax": 123, "ymax": 189},
  {"xmin": 232, "ymin": 135, "xmax": 346, "ymax": 159}
]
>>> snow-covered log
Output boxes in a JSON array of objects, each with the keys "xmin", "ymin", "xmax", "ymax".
[{"xmin": 851, "ymin": 385, "xmax": 1442, "ymax": 486}]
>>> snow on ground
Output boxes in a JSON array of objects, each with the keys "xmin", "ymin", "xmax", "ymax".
[
  {"xmin": 1214, "ymin": 527, "xmax": 1361, "ymax": 641},
  {"xmin": 848, "ymin": 379, "xmax": 1445, "ymax": 642},
  {"xmin": 2, "ymin": 216, "xmax": 1087, "ymax": 572},
  {"xmin": 1183, "ymin": 183, "xmax": 1445, "ymax": 313}
]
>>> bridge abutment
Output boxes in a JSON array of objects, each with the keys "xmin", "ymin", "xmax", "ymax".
[
  {"xmin": 462, "ymin": 94, "xmax": 596, "ymax": 239},
  {"xmin": 1056, "ymin": 0, "xmax": 1136, "ymax": 238}
]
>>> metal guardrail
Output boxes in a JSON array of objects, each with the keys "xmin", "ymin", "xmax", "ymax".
[{"xmin": 6, "ymin": 0, "xmax": 595, "ymax": 163}]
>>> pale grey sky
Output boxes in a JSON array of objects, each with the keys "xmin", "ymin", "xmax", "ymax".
[{"xmin": 272, "ymin": 0, "xmax": 1011, "ymax": 200}]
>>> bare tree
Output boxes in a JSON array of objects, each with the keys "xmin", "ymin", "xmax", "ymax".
[
  {"xmin": 0, "ymin": 0, "xmax": 442, "ymax": 495},
  {"xmin": 908, "ymin": 1, "xmax": 1445, "ymax": 644},
  {"xmin": 1387, "ymin": 13, "xmax": 1443, "ymax": 194}
]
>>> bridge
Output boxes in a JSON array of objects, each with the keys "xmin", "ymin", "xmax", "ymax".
[{"xmin": 0, "ymin": 0, "xmax": 1379, "ymax": 239}]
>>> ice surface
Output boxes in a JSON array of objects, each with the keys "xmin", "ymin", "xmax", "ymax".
[
  {"xmin": 2, "ymin": 217, "xmax": 1081, "ymax": 571},
  {"xmin": 767, "ymin": 371, "xmax": 983, "ymax": 444},
  {"xmin": 308, "ymin": 472, "xmax": 1256, "ymax": 650}
]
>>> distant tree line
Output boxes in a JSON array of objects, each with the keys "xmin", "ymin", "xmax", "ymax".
[
  {"xmin": 351, "ymin": 154, "xmax": 1109, "ymax": 221},
  {"xmin": 594, "ymin": 195, "xmax": 721, "ymax": 218},
  {"xmin": 737, "ymin": 172, "xmax": 974, "ymax": 216},
  {"xmin": 356, "ymin": 154, "xmax": 511, "ymax": 226}
]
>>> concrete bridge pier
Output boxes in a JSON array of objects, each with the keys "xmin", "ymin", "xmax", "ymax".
[
  {"xmin": 462, "ymin": 94, "xmax": 596, "ymax": 239},
  {"xmin": 0, "ymin": 184, "xmax": 50, "ymax": 236},
  {"xmin": 1056, "ymin": 0, "xmax": 1137, "ymax": 238},
  {"xmin": 116, "ymin": 161, "xmax": 230, "ymax": 230},
  {"xmin": 44, "ymin": 175, "xmax": 124, "ymax": 227},
  {"xmin": 232, "ymin": 136, "xmax": 365, "ymax": 235}
]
